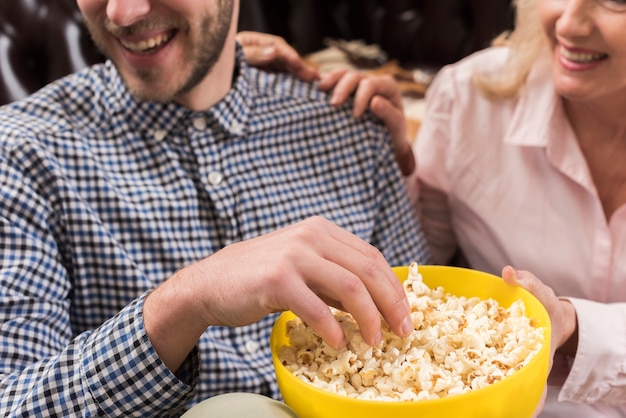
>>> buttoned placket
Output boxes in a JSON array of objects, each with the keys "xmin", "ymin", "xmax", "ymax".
[
  {"xmin": 189, "ymin": 114, "xmax": 237, "ymax": 248},
  {"xmin": 192, "ymin": 115, "xmax": 230, "ymax": 188}
]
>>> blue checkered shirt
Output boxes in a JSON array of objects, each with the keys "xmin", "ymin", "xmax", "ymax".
[{"xmin": 0, "ymin": 47, "xmax": 431, "ymax": 416}]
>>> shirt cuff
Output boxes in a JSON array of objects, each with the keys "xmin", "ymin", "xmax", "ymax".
[
  {"xmin": 557, "ymin": 297, "xmax": 626, "ymax": 406},
  {"xmin": 82, "ymin": 292, "xmax": 199, "ymax": 416}
]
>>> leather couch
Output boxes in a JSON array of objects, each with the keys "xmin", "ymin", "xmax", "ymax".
[{"xmin": 0, "ymin": 0, "xmax": 514, "ymax": 106}]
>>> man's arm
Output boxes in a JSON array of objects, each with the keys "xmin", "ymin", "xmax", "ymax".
[
  {"xmin": 0, "ymin": 156, "xmax": 196, "ymax": 417},
  {"xmin": 1, "ymin": 151, "xmax": 415, "ymax": 415}
]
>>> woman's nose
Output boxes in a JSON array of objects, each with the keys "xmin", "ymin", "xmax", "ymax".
[{"xmin": 555, "ymin": 0, "xmax": 594, "ymax": 38}]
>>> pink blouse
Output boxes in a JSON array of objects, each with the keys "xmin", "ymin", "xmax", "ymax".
[{"xmin": 411, "ymin": 47, "xmax": 626, "ymax": 417}]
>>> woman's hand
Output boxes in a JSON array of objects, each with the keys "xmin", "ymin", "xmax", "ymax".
[
  {"xmin": 502, "ymin": 266, "xmax": 578, "ymax": 354},
  {"xmin": 501, "ymin": 266, "xmax": 579, "ymax": 417},
  {"xmin": 237, "ymin": 31, "xmax": 319, "ymax": 82},
  {"xmin": 319, "ymin": 69, "xmax": 415, "ymax": 175},
  {"xmin": 239, "ymin": 31, "xmax": 415, "ymax": 175}
]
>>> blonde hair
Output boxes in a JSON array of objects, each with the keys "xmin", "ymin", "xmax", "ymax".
[{"xmin": 473, "ymin": 0, "xmax": 546, "ymax": 99}]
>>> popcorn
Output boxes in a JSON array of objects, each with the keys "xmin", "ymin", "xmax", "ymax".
[{"xmin": 278, "ymin": 263, "xmax": 544, "ymax": 401}]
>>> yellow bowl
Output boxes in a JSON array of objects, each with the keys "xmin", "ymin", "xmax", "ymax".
[{"xmin": 271, "ymin": 265, "xmax": 551, "ymax": 418}]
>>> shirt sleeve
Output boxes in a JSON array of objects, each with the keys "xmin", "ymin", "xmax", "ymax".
[
  {"xmin": 411, "ymin": 66, "xmax": 461, "ymax": 265},
  {"xmin": 556, "ymin": 297, "xmax": 626, "ymax": 406},
  {"xmin": 0, "ymin": 154, "xmax": 198, "ymax": 416}
]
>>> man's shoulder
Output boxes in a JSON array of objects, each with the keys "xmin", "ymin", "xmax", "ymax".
[
  {"xmin": 0, "ymin": 64, "xmax": 110, "ymax": 144},
  {"xmin": 245, "ymin": 67, "xmax": 385, "ymax": 132},
  {"xmin": 247, "ymin": 67, "xmax": 329, "ymax": 105}
]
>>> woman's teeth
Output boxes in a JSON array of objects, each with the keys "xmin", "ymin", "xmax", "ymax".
[
  {"xmin": 121, "ymin": 32, "xmax": 173, "ymax": 53},
  {"xmin": 560, "ymin": 46, "xmax": 607, "ymax": 63}
]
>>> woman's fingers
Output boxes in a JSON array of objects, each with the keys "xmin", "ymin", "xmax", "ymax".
[
  {"xmin": 237, "ymin": 31, "xmax": 319, "ymax": 82},
  {"xmin": 318, "ymin": 68, "xmax": 349, "ymax": 92},
  {"xmin": 501, "ymin": 265, "xmax": 578, "ymax": 352},
  {"xmin": 325, "ymin": 70, "xmax": 367, "ymax": 109},
  {"xmin": 319, "ymin": 71, "xmax": 415, "ymax": 175},
  {"xmin": 370, "ymin": 95, "xmax": 415, "ymax": 176},
  {"xmin": 244, "ymin": 42, "xmax": 417, "ymax": 176},
  {"xmin": 502, "ymin": 266, "xmax": 558, "ymax": 311}
]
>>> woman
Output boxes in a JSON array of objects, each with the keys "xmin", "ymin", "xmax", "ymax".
[
  {"xmin": 367, "ymin": 0, "xmax": 626, "ymax": 415},
  {"xmin": 254, "ymin": 0, "xmax": 626, "ymax": 415},
  {"xmin": 407, "ymin": 0, "xmax": 626, "ymax": 415}
]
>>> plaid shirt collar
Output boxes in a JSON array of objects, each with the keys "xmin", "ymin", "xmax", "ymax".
[{"xmin": 102, "ymin": 43, "xmax": 254, "ymax": 139}]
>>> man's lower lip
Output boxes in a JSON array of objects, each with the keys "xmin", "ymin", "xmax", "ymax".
[{"xmin": 119, "ymin": 40, "xmax": 171, "ymax": 70}]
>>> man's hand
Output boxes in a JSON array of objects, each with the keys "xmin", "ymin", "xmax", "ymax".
[{"xmin": 143, "ymin": 217, "xmax": 414, "ymax": 372}]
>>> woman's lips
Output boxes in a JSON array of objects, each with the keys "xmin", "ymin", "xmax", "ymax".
[
  {"xmin": 560, "ymin": 45, "xmax": 607, "ymax": 63},
  {"xmin": 558, "ymin": 44, "xmax": 608, "ymax": 70}
]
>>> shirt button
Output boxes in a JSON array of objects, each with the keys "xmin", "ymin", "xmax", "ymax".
[
  {"xmin": 153, "ymin": 129, "xmax": 167, "ymax": 141},
  {"xmin": 245, "ymin": 340, "xmax": 260, "ymax": 354},
  {"xmin": 207, "ymin": 171, "xmax": 224, "ymax": 185},
  {"xmin": 230, "ymin": 121, "xmax": 244, "ymax": 135},
  {"xmin": 193, "ymin": 116, "xmax": 207, "ymax": 130}
]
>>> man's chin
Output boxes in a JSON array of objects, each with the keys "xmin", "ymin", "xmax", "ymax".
[
  {"xmin": 123, "ymin": 75, "xmax": 177, "ymax": 103},
  {"xmin": 128, "ymin": 87, "xmax": 175, "ymax": 103}
]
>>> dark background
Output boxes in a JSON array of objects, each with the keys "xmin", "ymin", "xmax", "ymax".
[{"xmin": 0, "ymin": 0, "xmax": 514, "ymax": 105}]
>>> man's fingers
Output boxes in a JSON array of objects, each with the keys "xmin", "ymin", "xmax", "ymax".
[
  {"xmin": 288, "ymin": 259, "xmax": 381, "ymax": 348},
  {"xmin": 282, "ymin": 278, "xmax": 348, "ymax": 350},
  {"xmin": 317, "ymin": 220, "xmax": 412, "ymax": 341},
  {"xmin": 273, "ymin": 218, "xmax": 410, "ymax": 346}
]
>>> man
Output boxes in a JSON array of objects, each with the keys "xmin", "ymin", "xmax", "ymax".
[{"xmin": 0, "ymin": 0, "xmax": 430, "ymax": 416}]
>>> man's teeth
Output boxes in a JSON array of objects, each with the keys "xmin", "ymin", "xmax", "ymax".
[
  {"xmin": 560, "ymin": 46, "xmax": 606, "ymax": 63},
  {"xmin": 121, "ymin": 33, "xmax": 172, "ymax": 53}
]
